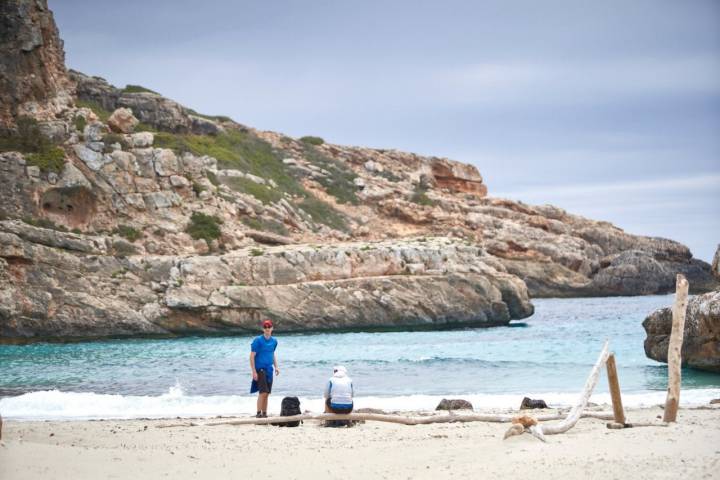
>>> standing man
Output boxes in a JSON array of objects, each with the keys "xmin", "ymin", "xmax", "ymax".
[{"xmin": 250, "ymin": 319, "xmax": 279, "ymax": 418}]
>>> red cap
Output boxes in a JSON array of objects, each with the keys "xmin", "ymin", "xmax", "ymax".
[{"xmin": 262, "ymin": 320, "xmax": 273, "ymax": 328}]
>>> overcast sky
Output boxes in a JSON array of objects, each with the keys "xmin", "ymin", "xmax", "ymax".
[{"xmin": 51, "ymin": 0, "xmax": 720, "ymax": 261}]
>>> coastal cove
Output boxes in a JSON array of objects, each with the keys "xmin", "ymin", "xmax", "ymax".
[{"xmin": 2, "ymin": 295, "xmax": 719, "ymax": 421}]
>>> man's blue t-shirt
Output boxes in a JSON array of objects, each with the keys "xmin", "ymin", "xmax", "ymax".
[{"xmin": 251, "ymin": 335, "xmax": 277, "ymax": 377}]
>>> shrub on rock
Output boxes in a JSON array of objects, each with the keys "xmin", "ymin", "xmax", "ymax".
[{"xmin": 186, "ymin": 212, "xmax": 222, "ymax": 243}]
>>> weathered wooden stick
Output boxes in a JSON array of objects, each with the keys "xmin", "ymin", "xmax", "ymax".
[
  {"xmin": 664, "ymin": 274, "xmax": 689, "ymax": 423},
  {"xmin": 156, "ymin": 410, "xmax": 615, "ymax": 429},
  {"xmin": 606, "ymin": 353, "xmax": 626, "ymax": 425},
  {"xmin": 606, "ymin": 421, "xmax": 669, "ymax": 429},
  {"xmin": 536, "ymin": 340, "xmax": 610, "ymax": 436}
]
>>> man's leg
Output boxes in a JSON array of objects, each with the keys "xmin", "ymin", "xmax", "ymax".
[
  {"xmin": 256, "ymin": 393, "xmax": 263, "ymax": 417},
  {"xmin": 259, "ymin": 393, "xmax": 269, "ymax": 416}
]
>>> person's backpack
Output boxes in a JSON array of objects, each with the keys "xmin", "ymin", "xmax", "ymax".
[{"xmin": 278, "ymin": 396, "xmax": 302, "ymax": 427}]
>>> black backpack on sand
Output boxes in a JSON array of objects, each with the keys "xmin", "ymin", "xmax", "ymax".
[{"xmin": 278, "ymin": 396, "xmax": 302, "ymax": 427}]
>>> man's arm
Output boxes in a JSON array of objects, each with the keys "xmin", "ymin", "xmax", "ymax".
[
  {"xmin": 249, "ymin": 351, "xmax": 258, "ymax": 381},
  {"xmin": 323, "ymin": 380, "xmax": 331, "ymax": 399},
  {"xmin": 273, "ymin": 352, "xmax": 280, "ymax": 376}
]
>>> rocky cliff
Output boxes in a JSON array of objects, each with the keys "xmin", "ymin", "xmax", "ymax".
[
  {"xmin": 0, "ymin": 220, "xmax": 532, "ymax": 342},
  {"xmin": 0, "ymin": 2, "xmax": 717, "ymax": 342},
  {"xmin": 0, "ymin": 0, "xmax": 73, "ymax": 131},
  {"xmin": 643, "ymin": 290, "xmax": 720, "ymax": 372}
]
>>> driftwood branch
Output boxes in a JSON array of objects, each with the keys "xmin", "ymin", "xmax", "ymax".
[
  {"xmin": 156, "ymin": 410, "xmax": 614, "ymax": 429},
  {"xmin": 664, "ymin": 274, "xmax": 689, "ymax": 423},
  {"xmin": 606, "ymin": 353, "xmax": 626, "ymax": 425},
  {"xmin": 606, "ymin": 421, "xmax": 669, "ymax": 429},
  {"xmin": 535, "ymin": 340, "xmax": 610, "ymax": 436}
]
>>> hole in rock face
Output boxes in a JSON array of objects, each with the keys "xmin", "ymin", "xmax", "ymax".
[{"xmin": 40, "ymin": 186, "xmax": 97, "ymax": 226}]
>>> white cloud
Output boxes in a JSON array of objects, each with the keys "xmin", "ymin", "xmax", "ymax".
[
  {"xmin": 433, "ymin": 56, "xmax": 720, "ymax": 107},
  {"xmin": 493, "ymin": 174, "xmax": 720, "ymax": 200}
]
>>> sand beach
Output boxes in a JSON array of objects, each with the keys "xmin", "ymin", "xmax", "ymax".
[{"xmin": 2, "ymin": 406, "xmax": 719, "ymax": 479}]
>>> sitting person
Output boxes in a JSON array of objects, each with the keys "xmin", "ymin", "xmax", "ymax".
[{"xmin": 324, "ymin": 365, "xmax": 354, "ymax": 416}]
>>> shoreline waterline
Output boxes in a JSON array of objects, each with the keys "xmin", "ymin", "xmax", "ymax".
[{"xmin": 2, "ymin": 386, "xmax": 719, "ymax": 421}]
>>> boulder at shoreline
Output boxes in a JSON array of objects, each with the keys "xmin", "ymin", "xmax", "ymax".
[{"xmin": 643, "ymin": 289, "xmax": 720, "ymax": 373}]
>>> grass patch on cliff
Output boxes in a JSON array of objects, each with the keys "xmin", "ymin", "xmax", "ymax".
[
  {"xmin": 122, "ymin": 84, "xmax": 160, "ymax": 95},
  {"xmin": 300, "ymin": 135, "xmax": 324, "ymax": 146},
  {"xmin": 76, "ymin": 99, "xmax": 112, "ymax": 122},
  {"xmin": 222, "ymin": 176, "xmax": 283, "ymax": 204},
  {"xmin": 187, "ymin": 108, "xmax": 233, "ymax": 123},
  {"xmin": 153, "ymin": 129, "xmax": 305, "ymax": 199},
  {"xmin": 296, "ymin": 196, "xmax": 349, "ymax": 232},
  {"xmin": 0, "ymin": 117, "xmax": 65, "ymax": 173},
  {"xmin": 26, "ymin": 147, "xmax": 65, "ymax": 174},
  {"xmin": 376, "ymin": 169, "xmax": 402, "ymax": 182},
  {"xmin": 409, "ymin": 183, "xmax": 435, "ymax": 207},
  {"xmin": 242, "ymin": 217, "xmax": 288, "ymax": 236},
  {"xmin": 115, "ymin": 225, "xmax": 141, "ymax": 242},
  {"xmin": 74, "ymin": 115, "xmax": 87, "ymax": 133},
  {"xmin": 102, "ymin": 133, "xmax": 130, "ymax": 153},
  {"xmin": 301, "ymin": 144, "xmax": 359, "ymax": 205},
  {"xmin": 22, "ymin": 216, "xmax": 68, "ymax": 232},
  {"xmin": 186, "ymin": 212, "xmax": 222, "ymax": 243},
  {"xmin": 0, "ymin": 116, "xmax": 55, "ymax": 152}
]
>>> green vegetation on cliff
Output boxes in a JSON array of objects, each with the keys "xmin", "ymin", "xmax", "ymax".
[
  {"xmin": 186, "ymin": 212, "xmax": 222, "ymax": 243},
  {"xmin": 153, "ymin": 128, "xmax": 352, "ymax": 233},
  {"xmin": 300, "ymin": 135, "xmax": 324, "ymax": 146},
  {"xmin": 242, "ymin": 217, "xmax": 289, "ymax": 236},
  {"xmin": 115, "ymin": 225, "xmax": 141, "ymax": 242},
  {"xmin": 76, "ymin": 99, "xmax": 111, "ymax": 122},
  {"xmin": 0, "ymin": 116, "xmax": 65, "ymax": 173},
  {"xmin": 26, "ymin": 147, "xmax": 65, "ymax": 173},
  {"xmin": 122, "ymin": 84, "xmax": 160, "ymax": 95},
  {"xmin": 222, "ymin": 176, "xmax": 283, "ymax": 204},
  {"xmin": 186, "ymin": 108, "xmax": 233, "ymax": 123},
  {"xmin": 302, "ymin": 144, "xmax": 359, "ymax": 205},
  {"xmin": 409, "ymin": 183, "xmax": 436, "ymax": 206},
  {"xmin": 154, "ymin": 129, "xmax": 305, "ymax": 197},
  {"xmin": 297, "ymin": 196, "xmax": 349, "ymax": 232}
]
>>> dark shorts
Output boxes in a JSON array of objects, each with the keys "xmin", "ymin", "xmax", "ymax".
[
  {"xmin": 257, "ymin": 369, "xmax": 273, "ymax": 394},
  {"xmin": 326, "ymin": 398, "xmax": 352, "ymax": 414}
]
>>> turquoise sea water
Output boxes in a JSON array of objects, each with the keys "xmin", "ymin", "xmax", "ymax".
[{"xmin": 1, "ymin": 294, "xmax": 719, "ymax": 419}]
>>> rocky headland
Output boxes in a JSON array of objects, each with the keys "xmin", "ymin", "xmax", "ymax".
[
  {"xmin": 643, "ymin": 246, "xmax": 720, "ymax": 372},
  {"xmin": 0, "ymin": 0, "xmax": 717, "ymax": 342}
]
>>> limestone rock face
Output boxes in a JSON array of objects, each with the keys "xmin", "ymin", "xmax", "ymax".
[
  {"xmin": 70, "ymin": 71, "xmax": 222, "ymax": 134},
  {"xmin": 0, "ymin": 0, "xmax": 73, "ymax": 130},
  {"xmin": 643, "ymin": 290, "xmax": 720, "ymax": 372},
  {"xmin": 0, "ymin": 228, "xmax": 533, "ymax": 342},
  {"xmin": 713, "ymin": 245, "xmax": 720, "ymax": 281},
  {"xmin": 107, "ymin": 107, "xmax": 139, "ymax": 133},
  {"xmin": 430, "ymin": 158, "xmax": 487, "ymax": 196},
  {"xmin": 1, "ymin": 1, "xmax": 717, "ymax": 344}
]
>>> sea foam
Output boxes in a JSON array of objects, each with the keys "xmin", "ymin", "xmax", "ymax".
[{"xmin": 2, "ymin": 385, "xmax": 718, "ymax": 421}]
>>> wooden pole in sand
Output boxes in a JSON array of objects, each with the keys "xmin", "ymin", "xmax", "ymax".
[
  {"xmin": 663, "ymin": 274, "xmax": 689, "ymax": 423},
  {"xmin": 605, "ymin": 353, "xmax": 626, "ymax": 425}
]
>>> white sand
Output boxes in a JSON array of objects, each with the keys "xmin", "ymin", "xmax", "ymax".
[{"xmin": 1, "ymin": 406, "xmax": 719, "ymax": 479}]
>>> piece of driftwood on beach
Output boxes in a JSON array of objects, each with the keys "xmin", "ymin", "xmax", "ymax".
[
  {"xmin": 664, "ymin": 274, "xmax": 689, "ymax": 423},
  {"xmin": 156, "ymin": 410, "xmax": 614, "ymax": 429},
  {"xmin": 504, "ymin": 340, "xmax": 610, "ymax": 442},
  {"xmin": 606, "ymin": 353, "xmax": 626, "ymax": 425},
  {"xmin": 534, "ymin": 340, "xmax": 610, "ymax": 436}
]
